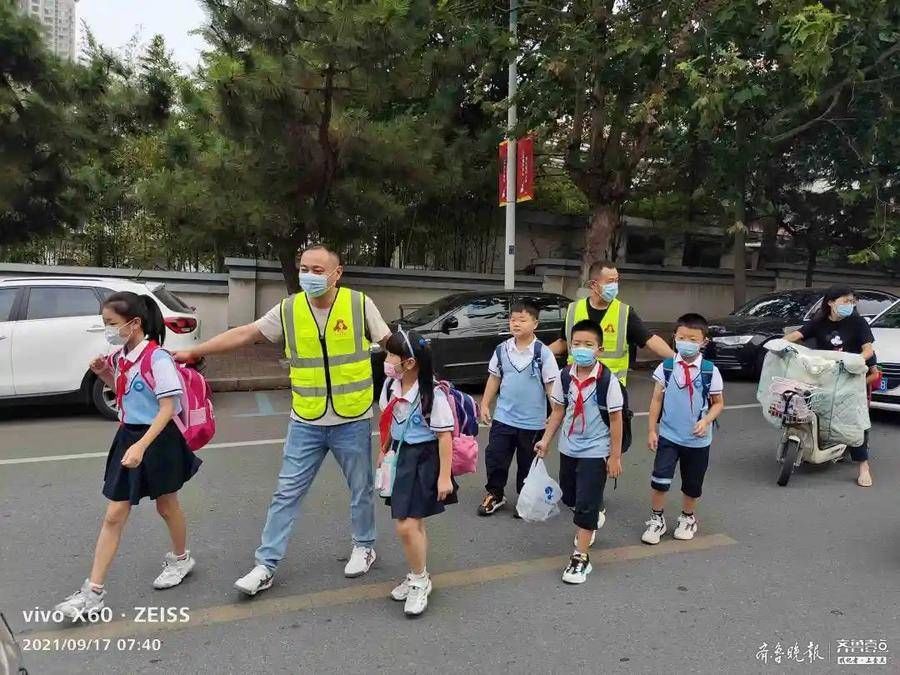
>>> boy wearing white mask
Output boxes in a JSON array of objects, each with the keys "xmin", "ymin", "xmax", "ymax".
[
  {"xmin": 642, "ymin": 313, "xmax": 724, "ymax": 545},
  {"xmin": 535, "ymin": 320, "xmax": 624, "ymax": 585}
]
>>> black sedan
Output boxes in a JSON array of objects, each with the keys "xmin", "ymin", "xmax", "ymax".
[
  {"xmin": 371, "ymin": 290, "xmax": 570, "ymax": 392},
  {"xmin": 707, "ymin": 287, "xmax": 897, "ymax": 378}
]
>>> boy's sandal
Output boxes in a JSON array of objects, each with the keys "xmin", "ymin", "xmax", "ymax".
[{"xmin": 857, "ymin": 473, "xmax": 873, "ymax": 488}]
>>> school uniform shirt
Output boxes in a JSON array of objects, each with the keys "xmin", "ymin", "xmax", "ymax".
[
  {"xmin": 549, "ymin": 364, "xmax": 623, "ymax": 459},
  {"xmin": 652, "ymin": 355, "xmax": 723, "ymax": 448},
  {"xmin": 255, "ymin": 295, "xmax": 391, "ymax": 426},
  {"xmin": 379, "ymin": 380, "xmax": 454, "ymax": 444},
  {"xmin": 113, "ymin": 340, "xmax": 183, "ymax": 425},
  {"xmin": 488, "ymin": 337, "xmax": 559, "ymax": 430}
]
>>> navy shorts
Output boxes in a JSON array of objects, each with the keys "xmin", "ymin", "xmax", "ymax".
[
  {"xmin": 559, "ymin": 454, "xmax": 607, "ymax": 530},
  {"xmin": 650, "ymin": 436, "xmax": 709, "ymax": 499}
]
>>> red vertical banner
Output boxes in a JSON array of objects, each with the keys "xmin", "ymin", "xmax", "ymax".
[
  {"xmin": 499, "ymin": 137, "xmax": 535, "ymax": 206},
  {"xmin": 498, "ymin": 140, "xmax": 509, "ymax": 206},
  {"xmin": 516, "ymin": 135, "xmax": 534, "ymax": 202}
]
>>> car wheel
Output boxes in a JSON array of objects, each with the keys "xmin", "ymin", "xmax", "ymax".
[{"xmin": 91, "ymin": 377, "xmax": 119, "ymax": 421}]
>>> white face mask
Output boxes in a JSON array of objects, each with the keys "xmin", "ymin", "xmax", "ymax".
[{"xmin": 105, "ymin": 321, "xmax": 135, "ymax": 346}]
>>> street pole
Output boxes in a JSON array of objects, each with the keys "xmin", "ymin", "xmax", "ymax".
[{"xmin": 503, "ymin": 0, "xmax": 518, "ymax": 291}]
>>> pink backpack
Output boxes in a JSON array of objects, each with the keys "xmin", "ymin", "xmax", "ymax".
[
  {"xmin": 138, "ymin": 345, "xmax": 216, "ymax": 452},
  {"xmin": 434, "ymin": 380, "xmax": 479, "ymax": 476}
]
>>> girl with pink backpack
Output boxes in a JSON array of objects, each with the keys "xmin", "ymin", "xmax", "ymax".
[
  {"xmin": 376, "ymin": 328, "xmax": 458, "ymax": 617},
  {"xmin": 54, "ymin": 292, "xmax": 204, "ymax": 621}
]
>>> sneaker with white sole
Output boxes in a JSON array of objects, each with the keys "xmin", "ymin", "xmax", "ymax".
[
  {"xmin": 234, "ymin": 565, "xmax": 274, "ymax": 596},
  {"xmin": 390, "ymin": 575, "xmax": 411, "ymax": 602},
  {"xmin": 404, "ymin": 574, "xmax": 432, "ymax": 616},
  {"xmin": 478, "ymin": 493, "xmax": 507, "ymax": 516},
  {"xmin": 54, "ymin": 579, "xmax": 106, "ymax": 620},
  {"xmin": 561, "ymin": 553, "xmax": 592, "ymax": 584},
  {"xmin": 153, "ymin": 551, "xmax": 196, "ymax": 589},
  {"xmin": 673, "ymin": 513, "xmax": 698, "ymax": 540},
  {"xmin": 344, "ymin": 546, "xmax": 376, "ymax": 578},
  {"xmin": 641, "ymin": 513, "xmax": 667, "ymax": 545}
]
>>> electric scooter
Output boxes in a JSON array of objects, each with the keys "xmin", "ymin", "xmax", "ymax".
[{"xmin": 767, "ymin": 378, "xmax": 847, "ymax": 486}]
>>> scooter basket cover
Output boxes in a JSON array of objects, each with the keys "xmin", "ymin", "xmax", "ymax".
[{"xmin": 757, "ymin": 339, "xmax": 870, "ymax": 447}]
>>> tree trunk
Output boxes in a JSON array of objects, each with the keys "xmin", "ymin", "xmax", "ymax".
[
  {"xmin": 758, "ymin": 217, "xmax": 779, "ymax": 269},
  {"xmin": 277, "ymin": 243, "xmax": 300, "ymax": 294},
  {"xmin": 732, "ymin": 117, "xmax": 748, "ymax": 310},
  {"xmin": 804, "ymin": 242, "xmax": 818, "ymax": 288},
  {"xmin": 584, "ymin": 202, "xmax": 621, "ymax": 275}
]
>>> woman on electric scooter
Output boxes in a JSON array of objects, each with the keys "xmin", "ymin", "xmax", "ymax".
[{"xmin": 784, "ymin": 286, "xmax": 876, "ymax": 487}]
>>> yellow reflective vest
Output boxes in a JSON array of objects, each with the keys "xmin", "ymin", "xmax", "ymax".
[
  {"xmin": 564, "ymin": 297, "xmax": 631, "ymax": 384},
  {"xmin": 280, "ymin": 287, "xmax": 373, "ymax": 421}
]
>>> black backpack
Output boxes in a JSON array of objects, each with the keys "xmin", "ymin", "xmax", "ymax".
[{"xmin": 558, "ymin": 365, "xmax": 633, "ymax": 453}]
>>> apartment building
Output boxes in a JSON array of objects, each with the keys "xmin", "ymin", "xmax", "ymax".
[{"xmin": 16, "ymin": 0, "xmax": 78, "ymax": 61}]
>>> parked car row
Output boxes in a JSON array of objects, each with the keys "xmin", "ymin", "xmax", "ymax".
[
  {"xmin": 706, "ymin": 287, "xmax": 897, "ymax": 377},
  {"xmin": 0, "ymin": 277, "xmax": 201, "ymax": 419},
  {"xmin": 2, "ymin": 276, "xmax": 898, "ymax": 419}
]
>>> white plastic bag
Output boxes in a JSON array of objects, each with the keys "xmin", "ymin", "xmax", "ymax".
[
  {"xmin": 375, "ymin": 450, "xmax": 397, "ymax": 498},
  {"xmin": 516, "ymin": 458, "xmax": 563, "ymax": 522}
]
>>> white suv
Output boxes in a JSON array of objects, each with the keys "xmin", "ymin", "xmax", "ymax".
[
  {"xmin": 870, "ymin": 299, "xmax": 900, "ymax": 413},
  {"xmin": 0, "ymin": 277, "xmax": 201, "ymax": 419}
]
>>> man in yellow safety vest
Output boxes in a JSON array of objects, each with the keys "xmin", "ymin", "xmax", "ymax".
[
  {"xmin": 549, "ymin": 260, "xmax": 674, "ymax": 382},
  {"xmin": 175, "ymin": 245, "xmax": 390, "ymax": 596}
]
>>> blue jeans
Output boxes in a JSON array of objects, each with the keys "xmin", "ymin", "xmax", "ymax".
[{"xmin": 255, "ymin": 418, "xmax": 376, "ymax": 571}]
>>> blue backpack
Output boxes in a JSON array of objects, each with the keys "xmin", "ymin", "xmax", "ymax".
[
  {"xmin": 661, "ymin": 358, "xmax": 716, "ymax": 423},
  {"xmin": 492, "ymin": 341, "xmax": 544, "ymax": 381},
  {"xmin": 558, "ymin": 365, "xmax": 633, "ymax": 453}
]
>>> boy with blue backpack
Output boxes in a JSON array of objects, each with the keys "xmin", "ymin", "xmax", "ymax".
[
  {"xmin": 535, "ymin": 319, "xmax": 624, "ymax": 584},
  {"xmin": 643, "ymin": 313, "xmax": 724, "ymax": 545},
  {"xmin": 479, "ymin": 302, "xmax": 559, "ymax": 516}
]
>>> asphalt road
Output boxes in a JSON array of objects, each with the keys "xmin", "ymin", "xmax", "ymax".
[{"xmin": 1, "ymin": 375, "xmax": 898, "ymax": 674}]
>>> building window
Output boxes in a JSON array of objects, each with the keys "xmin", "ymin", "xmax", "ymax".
[
  {"xmin": 626, "ymin": 231, "xmax": 666, "ymax": 265},
  {"xmin": 682, "ymin": 234, "xmax": 723, "ymax": 268}
]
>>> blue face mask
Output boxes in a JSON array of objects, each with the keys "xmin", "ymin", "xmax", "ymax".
[
  {"xmin": 298, "ymin": 271, "xmax": 333, "ymax": 298},
  {"xmin": 835, "ymin": 303, "xmax": 854, "ymax": 319},
  {"xmin": 571, "ymin": 347, "xmax": 597, "ymax": 367},
  {"xmin": 600, "ymin": 282, "xmax": 619, "ymax": 303},
  {"xmin": 676, "ymin": 340, "xmax": 701, "ymax": 358}
]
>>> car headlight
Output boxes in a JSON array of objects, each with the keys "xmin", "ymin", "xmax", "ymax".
[{"xmin": 712, "ymin": 334, "xmax": 756, "ymax": 346}]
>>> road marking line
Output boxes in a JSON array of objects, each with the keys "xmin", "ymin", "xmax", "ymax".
[
  {"xmin": 0, "ymin": 403, "xmax": 762, "ymax": 465},
  {"xmin": 23, "ymin": 533, "xmax": 736, "ymax": 641},
  {"xmin": 0, "ymin": 439, "xmax": 285, "ymax": 466}
]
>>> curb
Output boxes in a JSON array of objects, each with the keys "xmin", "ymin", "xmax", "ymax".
[{"xmin": 208, "ymin": 376, "xmax": 290, "ymax": 393}]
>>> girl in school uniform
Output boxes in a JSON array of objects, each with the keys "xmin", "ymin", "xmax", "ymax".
[
  {"xmin": 54, "ymin": 292, "xmax": 201, "ymax": 619},
  {"xmin": 378, "ymin": 329, "xmax": 456, "ymax": 617}
]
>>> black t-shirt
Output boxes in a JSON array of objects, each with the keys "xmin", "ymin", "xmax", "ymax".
[
  {"xmin": 798, "ymin": 314, "xmax": 874, "ymax": 355},
  {"xmin": 559, "ymin": 301, "xmax": 652, "ymax": 348}
]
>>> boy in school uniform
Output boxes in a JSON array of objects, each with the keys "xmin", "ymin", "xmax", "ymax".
[
  {"xmin": 643, "ymin": 313, "xmax": 724, "ymax": 544},
  {"xmin": 479, "ymin": 302, "xmax": 560, "ymax": 516},
  {"xmin": 535, "ymin": 320, "xmax": 623, "ymax": 584}
]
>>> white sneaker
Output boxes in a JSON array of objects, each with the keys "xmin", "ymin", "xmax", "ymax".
[
  {"xmin": 641, "ymin": 513, "xmax": 667, "ymax": 545},
  {"xmin": 404, "ymin": 574, "xmax": 432, "ymax": 616},
  {"xmin": 344, "ymin": 546, "xmax": 376, "ymax": 578},
  {"xmin": 54, "ymin": 579, "xmax": 106, "ymax": 620},
  {"xmin": 390, "ymin": 575, "xmax": 411, "ymax": 602},
  {"xmin": 153, "ymin": 551, "xmax": 195, "ymax": 589},
  {"xmin": 561, "ymin": 553, "xmax": 592, "ymax": 584},
  {"xmin": 673, "ymin": 513, "xmax": 698, "ymax": 540},
  {"xmin": 234, "ymin": 565, "xmax": 274, "ymax": 596}
]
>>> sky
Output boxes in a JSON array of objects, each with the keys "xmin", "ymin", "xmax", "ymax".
[{"xmin": 77, "ymin": 0, "xmax": 208, "ymax": 68}]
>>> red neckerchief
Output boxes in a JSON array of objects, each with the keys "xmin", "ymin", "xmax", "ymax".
[
  {"xmin": 379, "ymin": 390, "xmax": 407, "ymax": 450},
  {"xmin": 115, "ymin": 341, "xmax": 158, "ymax": 417},
  {"xmin": 679, "ymin": 360, "xmax": 697, "ymax": 413},
  {"xmin": 567, "ymin": 370, "xmax": 597, "ymax": 437}
]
